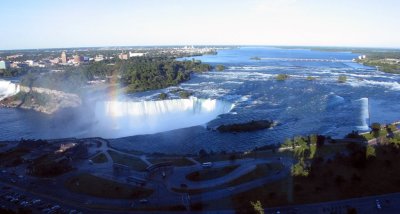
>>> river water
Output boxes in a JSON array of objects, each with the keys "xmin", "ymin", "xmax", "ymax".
[{"xmin": 1, "ymin": 47, "xmax": 400, "ymax": 154}]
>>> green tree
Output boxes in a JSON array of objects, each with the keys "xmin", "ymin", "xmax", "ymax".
[
  {"xmin": 338, "ymin": 75, "xmax": 347, "ymax": 83},
  {"xmin": 276, "ymin": 74, "xmax": 289, "ymax": 81},
  {"xmin": 366, "ymin": 145, "xmax": 376, "ymax": 159},
  {"xmin": 215, "ymin": 64, "xmax": 226, "ymax": 71},
  {"xmin": 158, "ymin": 93, "xmax": 168, "ymax": 100},
  {"xmin": 250, "ymin": 200, "xmax": 264, "ymax": 214}
]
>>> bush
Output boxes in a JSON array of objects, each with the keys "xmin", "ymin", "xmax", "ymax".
[
  {"xmin": 338, "ymin": 75, "xmax": 347, "ymax": 83},
  {"xmin": 276, "ymin": 74, "xmax": 289, "ymax": 81},
  {"xmin": 179, "ymin": 91, "xmax": 191, "ymax": 98},
  {"xmin": 306, "ymin": 76, "xmax": 316, "ymax": 81},
  {"xmin": 158, "ymin": 93, "xmax": 168, "ymax": 100},
  {"xmin": 215, "ymin": 64, "xmax": 226, "ymax": 71}
]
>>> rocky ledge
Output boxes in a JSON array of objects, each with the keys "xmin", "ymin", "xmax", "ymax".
[{"xmin": 0, "ymin": 86, "xmax": 81, "ymax": 114}]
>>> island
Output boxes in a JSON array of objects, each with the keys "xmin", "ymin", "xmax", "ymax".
[{"xmin": 216, "ymin": 120, "xmax": 275, "ymax": 132}]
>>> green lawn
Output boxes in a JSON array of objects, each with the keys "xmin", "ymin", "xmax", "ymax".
[
  {"xmin": 362, "ymin": 129, "xmax": 388, "ymax": 140},
  {"xmin": 65, "ymin": 173, "xmax": 153, "ymax": 199},
  {"xmin": 91, "ymin": 153, "xmax": 108, "ymax": 164},
  {"xmin": 148, "ymin": 157, "xmax": 195, "ymax": 167},
  {"xmin": 195, "ymin": 154, "xmax": 243, "ymax": 163},
  {"xmin": 107, "ymin": 150, "xmax": 148, "ymax": 171},
  {"xmin": 226, "ymin": 163, "xmax": 283, "ymax": 187},
  {"xmin": 172, "ymin": 163, "xmax": 283, "ymax": 195},
  {"xmin": 186, "ymin": 165, "xmax": 239, "ymax": 182}
]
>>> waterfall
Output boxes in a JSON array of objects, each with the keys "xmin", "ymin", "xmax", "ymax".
[
  {"xmin": 0, "ymin": 80, "xmax": 20, "ymax": 101},
  {"xmin": 94, "ymin": 97, "xmax": 234, "ymax": 137}
]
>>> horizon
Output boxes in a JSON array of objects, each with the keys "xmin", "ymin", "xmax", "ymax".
[
  {"xmin": 1, "ymin": 0, "xmax": 400, "ymax": 50},
  {"xmin": 2, "ymin": 44, "xmax": 400, "ymax": 52}
]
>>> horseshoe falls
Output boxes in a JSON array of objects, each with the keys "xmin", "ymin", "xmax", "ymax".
[{"xmin": 93, "ymin": 97, "xmax": 234, "ymax": 137}]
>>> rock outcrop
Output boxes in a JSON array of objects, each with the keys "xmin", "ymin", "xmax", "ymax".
[{"xmin": 0, "ymin": 85, "xmax": 81, "ymax": 114}]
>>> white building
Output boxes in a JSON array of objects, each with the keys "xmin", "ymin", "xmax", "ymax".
[{"xmin": 129, "ymin": 52, "xmax": 145, "ymax": 57}]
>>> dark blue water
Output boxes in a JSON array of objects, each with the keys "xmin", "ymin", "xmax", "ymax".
[{"xmin": 1, "ymin": 47, "xmax": 400, "ymax": 154}]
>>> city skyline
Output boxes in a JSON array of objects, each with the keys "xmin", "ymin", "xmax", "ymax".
[{"xmin": 1, "ymin": 0, "xmax": 400, "ymax": 50}]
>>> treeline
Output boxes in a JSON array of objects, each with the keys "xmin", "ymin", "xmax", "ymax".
[
  {"xmin": 118, "ymin": 57, "xmax": 211, "ymax": 92},
  {"xmin": 19, "ymin": 56, "xmax": 212, "ymax": 93}
]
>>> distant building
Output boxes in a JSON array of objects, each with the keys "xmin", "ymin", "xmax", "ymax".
[
  {"xmin": 50, "ymin": 58, "xmax": 60, "ymax": 64},
  {"xmin": 61, "ymin": 51, "xmax": 67, "ymax": 63},
  {"xmin": 129, "ymin": 52, "xmax": 145, "ymax": 57},
  {"xmin": 73, "ymin": 55, "xmax": 84, "ymax": 64},
  {"xmin": 94, "ymin": 55, "xmax": 104, "ymax": 62},
  {"xmin": 118, "ymin": 52, "xmax": 129, "ymax": 60},
  {"xmin": 6, "ymin": 54, "xmax": 23, "ymax": 60},
  {"xmin": 0, "ymin": 60, "xmax": 10, "ymax": 69},
  {"xmin": 25, "ymin": 60, "xmax": 34, "ymax": 66}
]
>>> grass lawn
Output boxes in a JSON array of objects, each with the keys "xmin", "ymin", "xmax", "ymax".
[
  {"xmin": 91, "ymin": 153, "xmax": 108, "ymax": 164},
  {"xmin": 362, "ymin": 130, "xmax": 388, "ymax": 140},
  {"xmin": 195, "ymin": 154, "xmax": 243, "ymax": 163},
  {"xmin": 226, "ymin": 163, "xmax": 283, "ymax": 187},
  {"xmin": 172, "ymin": 163, "xmax": 283, "ymax": 195},
  {"xmin": 65, "ymin": 173, "xmax": 153, "ymax": 199},
  {"xmin": 108, "ymin": 150, "xmax": 148, "ymax": 171},
  {"xmin": 148, "ymin": 157, "xmax": 195, "ymax": 166},
  {"xmin": 186, "ymin": 165, "xmax": 239, "ymax": 182}
]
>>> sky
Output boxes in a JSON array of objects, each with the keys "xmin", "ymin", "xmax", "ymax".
[{"xmin": 1, "ymin": 0, "xmax": 400, "ymax": 50}]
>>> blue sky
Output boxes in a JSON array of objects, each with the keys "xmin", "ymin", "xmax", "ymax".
[{"xmin": 1, "ymin": 0, "xmax": 399, "ymax": 50}]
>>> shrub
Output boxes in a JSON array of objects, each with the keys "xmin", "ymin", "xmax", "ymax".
[
  {"xmin": 276, "ymin": 74, "xmax": 290, "ymax": 81},
  {"xmin": 215, "ymin": 64, "xmax": 226, "ymax": 71},
  {"xmin": 338, "ymin": 75, "xmax": 347, "ymax": 83},
  {"xmin": 158, "ymin": 93, "xmax": 168, "ymax": 100}
]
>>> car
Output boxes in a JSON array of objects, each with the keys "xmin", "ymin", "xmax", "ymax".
[
  {"xmin": 376, "ymin": 199, "xmax": 382, "ymax": 209},
  {"xmin": 51, "ymin": 205, "xmax": 61, "ymax": 210},
  {"xmin": 139, "ymin": 199, "xmax": 149, "ymax": 204},
  {"xmin": 31, "ymin": 199, "xmax": 42, "ymax": 204},
  {"xmin": 201, "ymin": 162, "xmax": 213, "ymax": 168}
]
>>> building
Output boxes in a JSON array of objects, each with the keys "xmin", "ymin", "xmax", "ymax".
[
  {"xmin": 118, "ymin": 52, "xmax": 129, "ymax": 60},
  {"xmin": 129, "ymin": 52, "xmax": 145, "ymax": 57},
  {"xmin": 73, "ymin": 55, "xmax": 84, "ymax": 64},
  {"xmin": 94, "ymin": 55, "xmax": 104, "ymax": 62},
  {"xmin": 61, "ymin": 51, "xmax": 67, "ymax": 63},
  {"xmin": 0, "ymin": 60, "xmax": 10, "ymax": 69}
]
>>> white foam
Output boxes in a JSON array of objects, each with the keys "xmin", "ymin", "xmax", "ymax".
[
  {"xmin": 348, "ymin": 79, "xmax": 400, "ymax": 91},
  {"xmin": 0, "ymin": 80, "xmax": 20, "ymax": 101},
  {"xmin": 357, "ymin": 97, "xmax": 370, "ymax": 130},
  {"xmin": 93, "ymin": 97, "xmax": 234, "ymax": 137}
]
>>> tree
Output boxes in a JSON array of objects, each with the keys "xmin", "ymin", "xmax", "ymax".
[
  {"xmin": 250, "ymin": 200, "xmax": 264, "ymax": 214},
  {"xmin": 158, "ymin": 93, "xmax": 168, "ymax": 100},
  {"xmin": 366, "ymin": 145, "xmax": 376, "ymax": 160},
  {"xmin": 215, "ymin": 64, "xmax": 226, "ymax": 71},
  {"xmin": 276, "ymin": 74, "xmax": 289, "ymax": 81},
  {"xmin": 179, "ymin": 91, "xmax": 191, "ymax": 99},
  {"xmin": 338, "ymin": 75, "xmax": 347, "ymax": 83}
]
